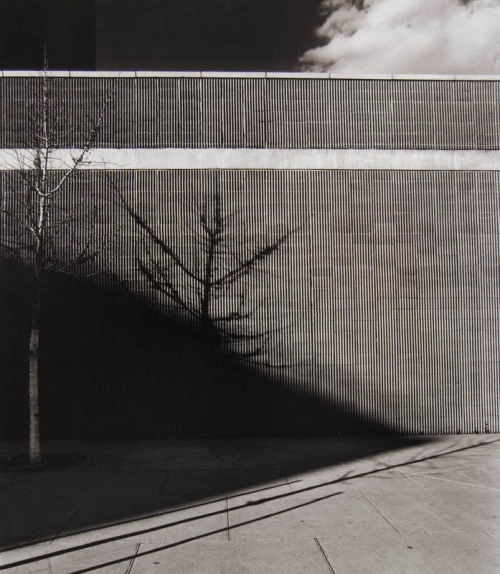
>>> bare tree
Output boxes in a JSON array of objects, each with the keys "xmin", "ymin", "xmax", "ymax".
[
  {"xmin": 121, "ymin": 189, "xmax": 293, "ymax": 365},
  {"xmin": 0, "ymin": 59, "xmax": 114, "ymax": 464}
]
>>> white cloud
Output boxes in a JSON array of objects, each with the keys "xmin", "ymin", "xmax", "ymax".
[{"xmin": 300, "ymin": 0, "xmax": 500, "ymax": 74}]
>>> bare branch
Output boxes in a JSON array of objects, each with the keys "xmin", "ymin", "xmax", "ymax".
[
  {"xmin": 118, "ymin": 195, "xmax": 204, "ymax": 285},
  {"xmin": 214, "ymin": 310, "xmax": 252, "ymax": 323},
  {"xmin": 130, "ymin": 190, "xmax": 293, "ymax": 363},
  {"xmin": 138, "ymin": 261, "xmax": 200, "ymax": 320},
  {"xmin": 214, "ymin": 232, "xmax": 291, "ymax": 287},
  {"xmin": 0, "ymin": 61, "xmax": 118, "ymax": 464},
  {"xmin": 43, "ymin": 84, "xmax": 116, "ymax": 199}
]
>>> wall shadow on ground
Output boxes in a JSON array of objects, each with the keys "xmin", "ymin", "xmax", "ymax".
[
  {"xmin": 0, "ymin": 259, "xmax": 432, "ymax": 551},
  {"xmin": 0, "ymin": 433, "xmax": 441, "ymax": 552},
  {"xmin": 0, "ymin": 436, "xmax": 446, "ymax": 552}
]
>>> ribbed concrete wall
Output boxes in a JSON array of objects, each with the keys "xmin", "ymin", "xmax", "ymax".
[
  {"xmin": 1, "ymin": 76, "xmax": 500, "ymax": 149},
  {"xmin": 2, "ymin": 169, "xmax": 498, "ymax": 434},
  {"xmin": 1, "ymin": 73, "xmax": 499, "ymax": 436}
]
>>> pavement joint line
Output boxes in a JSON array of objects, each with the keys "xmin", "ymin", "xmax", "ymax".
[
  {"xmin": 277, "ymin": 465, "xmax": 294, "ymax": 493},
  {"xmin": 0, "ymin": 477, "xmax": 15, "ymax": 492},
  {"xmin": 225, "ymin": 494, "xmax": 231, "ymax": 541},
  {"xmin": 360, "ymin": 491, "xmax": 403, "ymax": 535},
  {"xmin": 159, "ymin": 470, "xmax": 170, "ymax": 497},
  {"xmin": 49, "ymin": 495, "xmax": 92, "ymax": 545},
  {"xmin": 314, "ymin": 538, "xmax": 336, "ymax": 574},
  {"xmin": 21, "ymin": 472, "xmax": 54, "ymax": 499},
  {"xmin": 124, "ymin": 543, "xmax": 141, "ymax": 574},
  {"xmin": 397, "ymin": 470, "xmax": 421, "ymax": 487},
  {"xmin": 456, "ymin": 469, "xmax": 495, "ymax": 488},
  {"xmin": 483, "ymin": 529, "xmax": 500, "ymax": 543},
  {"xmin": 414, "ymin": 473, "xmax": 500, "ymax": 492}
]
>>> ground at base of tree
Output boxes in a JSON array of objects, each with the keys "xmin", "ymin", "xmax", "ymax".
[{"xmin": 0, "ymin": 452, "xmax": 86, "ymax": 473}]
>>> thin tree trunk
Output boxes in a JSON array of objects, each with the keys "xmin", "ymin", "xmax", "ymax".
[
  {"xmin": 28, "ymin": 275, "xmax": 42, "ymax": 464},
  {"xmin": 201, "ymin": 240, "xmax": 215, "ymax": 324}
]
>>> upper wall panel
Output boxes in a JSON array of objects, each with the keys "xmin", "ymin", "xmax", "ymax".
[{"xmin": 1, "ymin": 76, "xmax": 500, "ymax": 150}]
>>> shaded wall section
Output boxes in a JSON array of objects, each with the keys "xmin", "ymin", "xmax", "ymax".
[
  {"xmin": 0, "ymin": 262, "xmax": 388, "ymax": 439},
  {"xmin": 1, "ymin": 169, "xmax": 499, "ymax": 435}
]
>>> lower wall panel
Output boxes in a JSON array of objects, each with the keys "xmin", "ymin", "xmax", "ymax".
[{"xmin": 1, "ymin": 169, "xmax": 499, "ymax": 436}]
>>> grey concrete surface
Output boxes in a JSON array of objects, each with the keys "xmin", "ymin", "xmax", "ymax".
[
  {"xmin": 0, "ymin": 435, "xmax": 499, "ymax": 573},
  {"xmin": 4, "ymin": 71, "xmax": 500, "ymax": 80},
  {"xmin": 5, "ymin": 148, "xmax": 500, "ymax": 172}
]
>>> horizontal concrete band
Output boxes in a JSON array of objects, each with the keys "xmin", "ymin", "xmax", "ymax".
[
  {"xmin": 3, "ymin": 71, "xmax": 500, "ymax": 81},
  {"xmin": 2, "ymin": 148, "xmax": 500, "ymax": 171}
]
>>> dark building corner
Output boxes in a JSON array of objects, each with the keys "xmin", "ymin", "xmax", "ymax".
[{"xmin": 0, "ymin": 0, "xmax": 96, "ymax": 71}]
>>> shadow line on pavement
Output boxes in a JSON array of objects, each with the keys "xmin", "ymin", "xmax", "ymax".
[
  {"xmin": 0, "ymin": 478, "xmax": 301, "ymax": 553},
  {"xmin": 2, "ymin": 436, "xmax": 497, "ymax": 572},
  {"xmin": 3, "ymin": 492, "xmax": 344, "ymax": 574}
]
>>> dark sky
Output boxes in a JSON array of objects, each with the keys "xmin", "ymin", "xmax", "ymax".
[
  {"xmin": 0, "ymin": 0, "xmax": 95, "ymax": 70},
  {"xmin": 0, "ymin": 0, "xmax": 324, "ymax": 71}
]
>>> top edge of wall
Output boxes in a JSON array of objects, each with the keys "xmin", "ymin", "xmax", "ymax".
[{"xmin": 2, "ymin": 71, "xmax": 500, "ymax": 81}]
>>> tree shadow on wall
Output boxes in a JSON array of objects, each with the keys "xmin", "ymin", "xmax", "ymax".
[
  {"xmin": 1, "ymin": 259, "xmax": 395, "ymax": 440},
  {"xmin": 0, "ymin": 259, "xmax": 434, "ymax": 552}
]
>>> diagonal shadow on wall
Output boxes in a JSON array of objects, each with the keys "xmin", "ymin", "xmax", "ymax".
[
  {"xmin": 0, "ymin": 260, "xmax": 430, "ymax": 551},
  {"xmin": 0, "ymin": 260, "xmax": 396, "ymax": 440}
]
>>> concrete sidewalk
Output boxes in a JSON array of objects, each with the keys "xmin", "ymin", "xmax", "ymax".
[{"xmin": 0, "ymin": 435, "xmax": 499, "ymax": 573}]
